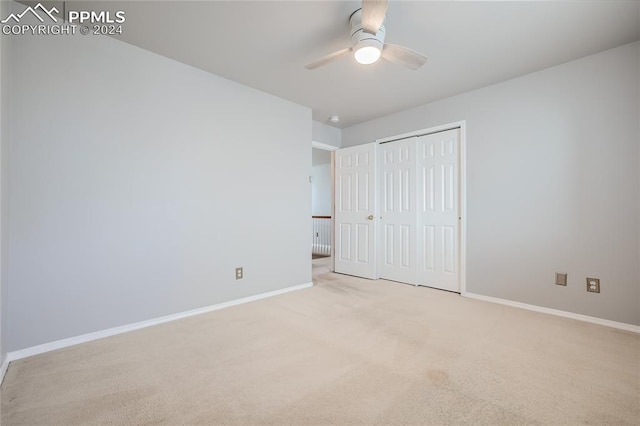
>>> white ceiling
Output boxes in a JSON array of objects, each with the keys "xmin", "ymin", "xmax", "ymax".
[{"xmin": 106, "ymin": 0, "xmax": 640, "ymax": 128}]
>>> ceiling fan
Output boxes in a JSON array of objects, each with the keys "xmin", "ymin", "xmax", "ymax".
[{"xmin": 305, "ymin": 0, "xmax": 428, "ymax": 71}]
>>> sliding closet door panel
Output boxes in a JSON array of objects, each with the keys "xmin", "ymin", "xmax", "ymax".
[
  {"xmin": 334, "ymin": 143, "xmax": 377, "ymax": 279},
  {"xmin": 416, "ymin": 129, "xmax": 460, "ymax": 292},
  {"xmin": 379, "ymin": 138, "xmax": 418, "ymax": 285}
]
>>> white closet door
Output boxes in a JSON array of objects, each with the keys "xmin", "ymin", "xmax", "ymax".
[
  {"xmin": 416, "ymin": 129, "xmax": 460, "ymax": 292},
  {"xmin": 334, "ymin": 143, "xmax": 378, "ymax": 279},
  {"xmin": 379, "ymin": 138, "xmax": 418, "ymax": 285}
]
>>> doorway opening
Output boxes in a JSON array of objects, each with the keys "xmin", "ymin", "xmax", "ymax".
[{"xmin": 311, "ymin": 141, "xmax": 338, "ymax": 272}]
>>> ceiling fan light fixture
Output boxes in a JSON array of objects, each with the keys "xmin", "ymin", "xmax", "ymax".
[
  {"xmin": 354, "ymin": 45, "xmax": 381, "ymax": 65},
  {"xmin": 354, "ymin": 39, "xmax": 382, "ymax": 65},
  {"xmin": 305, "ymin": 1, "xmax": 426, "ymax": 71}
]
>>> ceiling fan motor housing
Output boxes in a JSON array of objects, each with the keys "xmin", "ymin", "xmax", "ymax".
[{"xmin": 350, "ymin": 8, "xmax": 386, "ymax": 52}]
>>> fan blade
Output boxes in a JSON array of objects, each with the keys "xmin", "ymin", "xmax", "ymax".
[
  {"xmin": 381, "ymin": 43, "xmax": 428, "ymax": 70},
  {"xmin": 362, "ymin": 0, "xmax": 388, "ymax": 34},
  {"xmin": 305, "ymin": 47, "xmax": 352, "ymax": 70}
]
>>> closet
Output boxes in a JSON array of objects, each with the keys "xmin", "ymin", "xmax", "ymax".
[{"xmin": 335, "ymin": 127, "xmax": 461, "ymax": 292}]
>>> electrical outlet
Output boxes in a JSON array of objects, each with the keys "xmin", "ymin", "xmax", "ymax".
[
  {"xmin": 555, "ymin": 273, "xmax": 567, "ymax": 286},
  {"xmin": 586, "ymin": 277, "xmax": 600, "ymax": 293},
  {"xmin": 236, "ymin": 267, "xmax": 243, "ymax": 280}
]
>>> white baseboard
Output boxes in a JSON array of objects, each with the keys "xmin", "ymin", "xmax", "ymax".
[
  {"xmin": 463, "ymin": 292, "xmax": 640, "ymax": 333},
  {"xmin": 6, "ymin": 282, "xmax": 314, "ymax": 364},
  {"xmin": 0, "ymin": 355, "xmax": 8, "ymax": 386}
]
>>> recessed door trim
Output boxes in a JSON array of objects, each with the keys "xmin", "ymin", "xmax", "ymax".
[{"xmin": 376, "ymin": 121, "xmax": 467, "ymax": 295}]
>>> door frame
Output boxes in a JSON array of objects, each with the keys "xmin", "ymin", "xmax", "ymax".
[
  {"xmin": 375, "ymin": 121, "xmax": 467, "ymax": 295},
  {"xmin": 311, "ymin": 141, "xmax": 339, "ymax": 272}
]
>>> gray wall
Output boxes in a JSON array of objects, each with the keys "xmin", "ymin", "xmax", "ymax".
[
  {"xmin": 0, "ymin": 0, "xmax": 10, "ymax": 364},
  {"xmin": 343, "ymin": 42, "xmax": 640, "ymax": 325},
  {"xmin": 312, "ymin": 121, "xmax": 341, "ymax": 148},
  {"xmin": 8, "ymin": 23, "xmax": 311, "ymax": 351},
  {"xmin": 311, "ymin": 149, "xmax": 332, "ymax": 216}
]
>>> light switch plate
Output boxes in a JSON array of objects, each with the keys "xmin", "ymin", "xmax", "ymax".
[{"xmin": 555, "ymin": 273, "xmax": 567, "ymax": 286}]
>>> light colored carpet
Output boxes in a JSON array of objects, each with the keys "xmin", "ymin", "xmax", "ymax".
[{"xmin": 1, "ymin": 257, "xmax": 639, "ymax": 425}]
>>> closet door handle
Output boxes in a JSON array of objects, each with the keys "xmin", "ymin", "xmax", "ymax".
[{"xmin": 367, "ymin": 215, "xmax": 374, "ymax": 220}]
